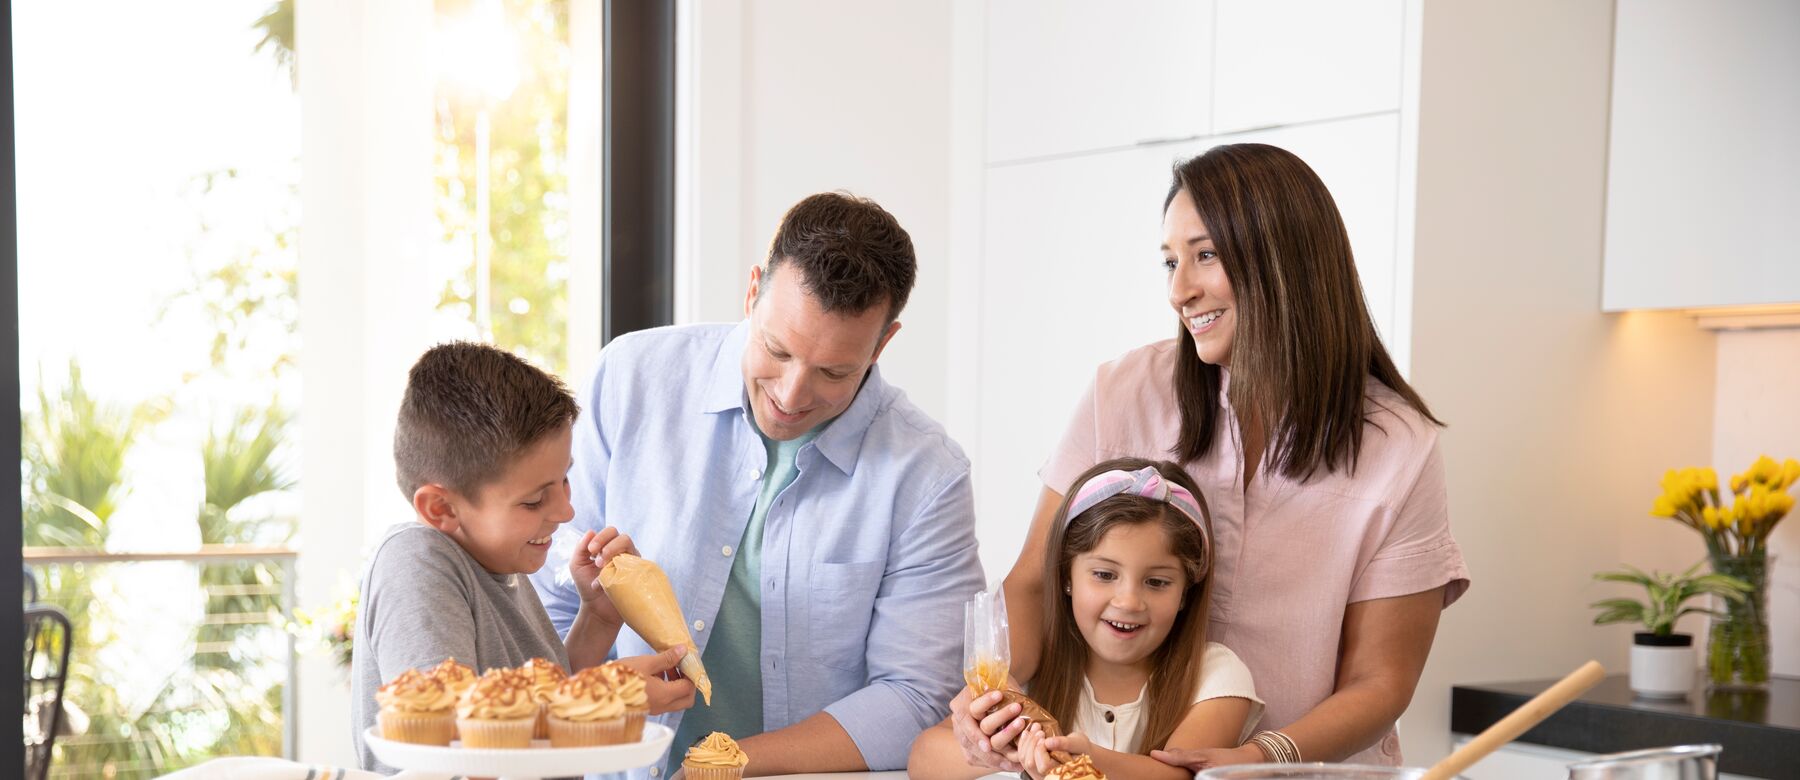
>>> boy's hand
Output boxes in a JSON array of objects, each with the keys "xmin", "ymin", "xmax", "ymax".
[
  {"xmin": 614, "ymin": 646, "xmax": 698, "ymax": 714},
  {"xmin": 570, "ymin": 527, "xmax": 638, "ymax": 626}
]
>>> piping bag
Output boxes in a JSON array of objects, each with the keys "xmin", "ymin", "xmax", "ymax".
[{"xmin": 597, "ymin": 553, "xmax": 714, "ymax": 705}]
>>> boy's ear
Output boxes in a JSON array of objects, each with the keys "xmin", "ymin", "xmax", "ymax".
[{"xmin": 413, "ymin": 484, "xmax": 460, "ymax": 534}]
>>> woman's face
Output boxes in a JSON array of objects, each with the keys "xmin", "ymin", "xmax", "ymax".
[{"xmin": 1163, "ymin": 187, "xmax": 1235, "ymax": 366}]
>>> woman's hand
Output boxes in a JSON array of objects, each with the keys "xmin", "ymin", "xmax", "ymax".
[
  {"xmin": 948, "ymin": 686, "xmax": 1028, "ymax": 771},
  {"xmin": 613, "ymin": 646, "xmax": 698, "ymax": 714},
  {"xmin": 570, "ymin": 527, "xmax": 638, "ymax": 626},
  {"xmin": 1150, "ymin": 743, "xmax": 1264, "ymax": 771}
]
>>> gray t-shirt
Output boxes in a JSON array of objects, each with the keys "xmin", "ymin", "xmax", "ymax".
[{"xmin": 352, "ymin": 523, "xmax": 570, "ymax": 772}]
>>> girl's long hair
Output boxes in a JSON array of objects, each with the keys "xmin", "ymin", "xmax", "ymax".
[
  {"xmin": 1030, "ymin": 457, "xmax": 1213, "ymax": 753},
  {"xmin": 1166, "ymin": 144, "xmax": 1441, "ymax": 481}
]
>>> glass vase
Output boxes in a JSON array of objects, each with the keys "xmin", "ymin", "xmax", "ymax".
[{"xmin": 1707, "ymin": 551, "xmax": 1770, "ymax": 690}]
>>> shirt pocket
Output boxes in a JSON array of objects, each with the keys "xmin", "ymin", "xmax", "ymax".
[{"xmin": 806, "ymin": 560, "xmax": 884, "ymax": 672}]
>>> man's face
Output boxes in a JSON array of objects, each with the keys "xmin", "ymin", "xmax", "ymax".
[{"xmin": 741, "ymin": 263, "xmax": 899, "ymax": 441}]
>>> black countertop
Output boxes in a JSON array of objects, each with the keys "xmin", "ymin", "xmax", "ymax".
[{"xmin": 1451, "ymin": 674, "xmax": 1800, "ymax": 778}]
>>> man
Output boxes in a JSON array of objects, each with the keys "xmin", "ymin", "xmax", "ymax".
[{"xmin": 532, "ymin": 192, "xmax": 984, "ymax": 777}]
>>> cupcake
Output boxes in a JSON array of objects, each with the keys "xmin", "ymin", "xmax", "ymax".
[
  {"xmin": 456, "ymin": 668, "xmax": 538, "ymax": 748},
  {"xmin": 518, "ymin": 657, "xmax": 568, "ymax": 739},
  {"xmin": 545, "ymin": 668, "xmax": 627, "ymax": 747},
  {"xmin": 1046, "ymin": 754, "xmax": 1107, "ymax": 780},
  {"xmin": 427, "ymin": 657, "xmax": 478, "ymax": 737},
  {"xmin": 375, "ymin": 669, "xmax": 456, "ymax": 746},
  {"xmin": 681, "ymin": 731, "xmax": 749, "ymax": 780},
  {"xmin": 594, "ymin": 661, "xmax": 650, "ymax": 740}
]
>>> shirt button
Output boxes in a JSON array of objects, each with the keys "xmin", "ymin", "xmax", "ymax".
[
  {"xmin": 1104, "ymin": 710, "xmax": 1115, "ymax": 723},
  {"xmin": 651, "ymin": 768, "xmax": 662, "ymax": 778},
  {"xmin": 693, "ymin": 619, "xmax": 705, "ymax": 631},
  {"xmin": 748, "ymin": 467, "xmax": 762, "ymax": 480},
  {"xmin": 722, "ymin": 545, "xmax": 733, "ymax": 557}
]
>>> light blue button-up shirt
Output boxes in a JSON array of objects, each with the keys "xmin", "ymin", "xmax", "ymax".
[{"xmin": 530, "ymin": 321, "xmax": 985, "ymax": 774}]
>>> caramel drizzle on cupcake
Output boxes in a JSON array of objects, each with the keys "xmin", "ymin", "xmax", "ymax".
[
  {"xmin": 377, "ymin": 669, "xmax": 457, "ymax": 713},
  {"xmin": 458, "ymin": 668, "xmax": 538, "ymax": 720},
  {"xmin": 1046, "ymin": 754, "xmax": 1106, "ymax": 780},
  {"xmin": 427, "ymin": 657, "xmax": 477, "ymax": 695},
  {"xmin": 548, "ymin": 670, "xmax": 626, "ymax": 721},
  {"xmin": 518, "ymin": 657, "xmax": 569, "ymax": 701},
  {"xmin": 595, "ymin": 662, "xmax": 649, "ymax": 709}
]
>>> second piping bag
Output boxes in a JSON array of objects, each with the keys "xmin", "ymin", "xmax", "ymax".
[{"xmin": 596, "ymin": 553, "xmax": 715, "ymax": 705}]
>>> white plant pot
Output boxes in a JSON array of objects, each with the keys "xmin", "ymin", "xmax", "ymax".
[{"xmin": 1629, "ymin": 633, "xmax": 1695, "ymax": 699}]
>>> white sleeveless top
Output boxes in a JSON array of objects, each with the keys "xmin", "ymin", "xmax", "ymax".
[{"xmin": 1073, "ymin": 642, "xmax": 1264, "ymax": 754}]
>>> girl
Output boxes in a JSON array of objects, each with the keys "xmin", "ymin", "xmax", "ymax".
[{"xmin": 909, "ymin": 457, "xmax": 1262, "ymax": 779}]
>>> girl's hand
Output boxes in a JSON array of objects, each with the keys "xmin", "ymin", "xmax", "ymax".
[
  {"xmin": 1151, "ymin": 743, "xmax": 1265, "ymax": 770},
  {"xmin": 949, "ymin": 686, "xmax": 1027, "ymax": 771},
  {"xmin": 1041, "ymin": 731, "xmax": 1093, "ymax": 757},
  {"xmin": 611, "ymin": 646, "xmax": 697, "ymax": 714},
  {"xmin": 570, "ymin": 527, "xmax": 638, "ymax": 625},
  {"xmin": 1015, "ymin": 723, "xmax": 1062, "ymax": 780}
]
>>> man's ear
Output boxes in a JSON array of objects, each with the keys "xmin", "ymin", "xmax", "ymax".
[
  {"xmin": 742, "ymin": 264, "xmax": 765, "ymax": 318},
  {"xmin": 869, "ymin": 319, "xmax": 902, "ymax": 364},
  {"xmin": 413, "ymin": 484, "xmax": 460, "ymax": 535}
]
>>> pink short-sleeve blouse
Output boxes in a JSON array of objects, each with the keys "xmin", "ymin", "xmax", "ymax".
[{"xmin": 1041, "ymin": 339, "xmax": 1470, "ymax": 765}]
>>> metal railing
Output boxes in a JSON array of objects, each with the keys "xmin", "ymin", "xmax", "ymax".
[{"xmin": 23, "ymin": 546, "xmax": 298, "ymax": 778}]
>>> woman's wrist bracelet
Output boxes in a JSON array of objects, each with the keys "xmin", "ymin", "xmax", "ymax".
[{"xmin": 1248, "ymin": 730, "xmax": 1301, "ymax": 763}]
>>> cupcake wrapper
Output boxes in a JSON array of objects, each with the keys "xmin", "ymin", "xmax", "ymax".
[
  {"xmin": 378, "ymin": 709, "xmax": 454, "ymax": 746},
  {"xmin": 456, "ymin": 716, "xmax": 536, "ymax": 748},
  {"xmin": 622, "ymin": 709, "xmax": 647, "ymax": 742},
  {"xmin": 534, "ymin": 703, "xmax": 550, "ymax": 739},
  {"xmin": 681, "ymin": 762, "xmax": 746, "ymax": 780},
  {"xmin": 547, "ymin": 714, "xmax": 626, "ymax": 747}
]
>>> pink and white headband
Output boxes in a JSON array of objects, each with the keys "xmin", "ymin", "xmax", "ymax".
[{"xmin": 1066, "ymin": 466, "xmax": 1212, "ymax": 579}]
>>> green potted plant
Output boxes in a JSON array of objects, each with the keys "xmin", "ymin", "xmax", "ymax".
[{"xmin": 1590, "ymin": 560, "xmax": 1751, "ymax": 698}]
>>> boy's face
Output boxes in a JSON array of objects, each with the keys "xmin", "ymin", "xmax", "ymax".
[{"xmin": 443, "ymin": 424, "xmax": 576, "ymax": 575}]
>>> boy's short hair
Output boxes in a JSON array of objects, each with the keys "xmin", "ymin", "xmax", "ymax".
[
  {"xmin": 763, "ymin": 191, "xmax": 917, "ymax": 324},
  {"xmin": 394, "ymin": 342, "xmax": 579, "ymax": 500}
]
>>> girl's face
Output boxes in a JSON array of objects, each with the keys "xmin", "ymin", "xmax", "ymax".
[
  {"xmin": 1163, "ymin": 187, "xmax": 1236, "ymax": 366},
  {"xmin": 1068, "ymin": 521, "xmax": 1189, "ymax": 671}
]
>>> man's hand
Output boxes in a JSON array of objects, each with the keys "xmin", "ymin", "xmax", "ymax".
[
  {"xmin": 948, "ymin": 685, "xmax": 1027, "ymax": 772},
  {"xmin": 1150, "ymin": 743, "xmax": 1265, "ymax": 771},
  {"xmin": 570, "ymin": 527, "xmax": 638, "ymax": 626},
  {"xmin": 613, "ymin": 646, "xmax": 698, "ymax": 714}
]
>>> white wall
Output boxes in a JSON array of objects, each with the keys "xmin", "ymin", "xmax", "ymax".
[
  {"xmin": 296, "ymin": 0, "xmax": 438, "ymax": 764},
  {"xmin": 1407, "ymin": 0, "xmax": 1717, "ymax": 765},
  {"xmin": 1712, "ymin": 327, "xmax": 1800, "ymax": 678}
]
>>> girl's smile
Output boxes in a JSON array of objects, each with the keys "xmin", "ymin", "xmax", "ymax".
[{"xmin": 1069, "ymin": 522, "xmax": 1188, "ymax": 669}]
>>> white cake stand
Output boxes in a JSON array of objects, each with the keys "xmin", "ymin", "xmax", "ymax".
[{"xmin": 365, "ymin": 723, "xmax": 673, "ymax": 779}]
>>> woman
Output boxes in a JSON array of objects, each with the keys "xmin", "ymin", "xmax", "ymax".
[{"xmin": 951, "ymin": 143, "xmax": 1470, "ymax": 770}]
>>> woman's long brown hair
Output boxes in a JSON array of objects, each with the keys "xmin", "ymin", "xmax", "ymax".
[
  {"xmin": 1166, "ymin": 144, "xmax": 1441, "ymax": 481},
  {"xmin": 1030, "ymin": 458, "xmax": 1213, "ymax": 754}
]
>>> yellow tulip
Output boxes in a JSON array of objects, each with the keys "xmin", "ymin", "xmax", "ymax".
[
  {"xmin": 1779, "ymin": 459, "xmax": 1800, "ymax": 492},
  {"xmin": 1698, "ymin": 467, "xmax": 1719, "ymax": 492},
  {"xmin": 1751, "ymin": 455, "xmax": 1780, "ymax": 485},
  {"xmin": 1651, "ymin": 495, "xmax": 1678, "ymax": 518},
  {"xmin": 1661, "ymin": 469, "xmax": 1685, "ymax": 494},
  {"xmin": 1701, "ymin": 506, "xmax": 1724, "ymax": 530},
  {"xmin": 1731, "ymin": 474, "xmax": 1750, "ymax": 494}
]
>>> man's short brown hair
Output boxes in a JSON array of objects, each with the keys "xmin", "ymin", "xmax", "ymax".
[
  {"xmin": 394, "ymin": 342, "xmax": 578, "ymax": 499},
  {"xmin": 763, "ymin": 191, "xmax": 917, "ymax": 322}
]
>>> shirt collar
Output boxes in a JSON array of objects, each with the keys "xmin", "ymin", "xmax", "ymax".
[{"xmin": 702, "ymin": 319, "xmax": 885, "ymax": 476}]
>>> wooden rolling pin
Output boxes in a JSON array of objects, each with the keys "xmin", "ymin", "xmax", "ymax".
[{"xmin": 1420, "ymin": 660, "xmax": 1606, "ymax": 780}]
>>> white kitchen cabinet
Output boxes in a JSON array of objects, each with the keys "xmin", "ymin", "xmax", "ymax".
[
  {"xmin": 984, "ymin": 0, "xmax": 1212, "ymax": 164},
  {"xmin": 1210, "ymin": 0, "xmax": 1406, "ymax": 134},
  {"xmin": 1601, "ymin": 0, "xmax": 1800, "ymax": 311}
]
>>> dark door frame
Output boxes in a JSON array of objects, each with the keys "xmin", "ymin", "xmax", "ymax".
[{"xmin": 601, "ymin": 0, "xmax": 677, "ymax": 343}]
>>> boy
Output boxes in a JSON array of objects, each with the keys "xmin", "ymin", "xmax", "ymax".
[{"xmin": 351, "ymin": 342, "xmax": 691, "ymax": 771}]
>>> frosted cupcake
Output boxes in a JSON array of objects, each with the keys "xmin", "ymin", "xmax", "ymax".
[
  {"xmin": 456, "ymin": 669, "xmax": 538, "ymax": 748},
  {"xmin": 375, "ymin": 669, "xmax": 456, "ymax": 746},
  {"xmin": 681, "ymin": 731, "xmax": 749, "ymax": 780},
  {"xmin": 545, "ymin": 669, "xmax": 627, "ymax": 747},
  {"xmin": 594, "ymin": 661, "xmax": 650, "ymax": 740},
  {"xmin": 518, "ymin": 657, "xmax": 568, "ymax": 739},
  {"xmin": 427, "ymin": 657, "xmax": 478, "ymax": 699},
  {"xmin": 1047, "ymin": 754, "xmax": 1107, "ymax": 780}
]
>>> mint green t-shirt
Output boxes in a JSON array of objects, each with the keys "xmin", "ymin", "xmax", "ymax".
[{"xmin": 668, "ymin": 424, "xmax": 818, "ymax": 770}]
